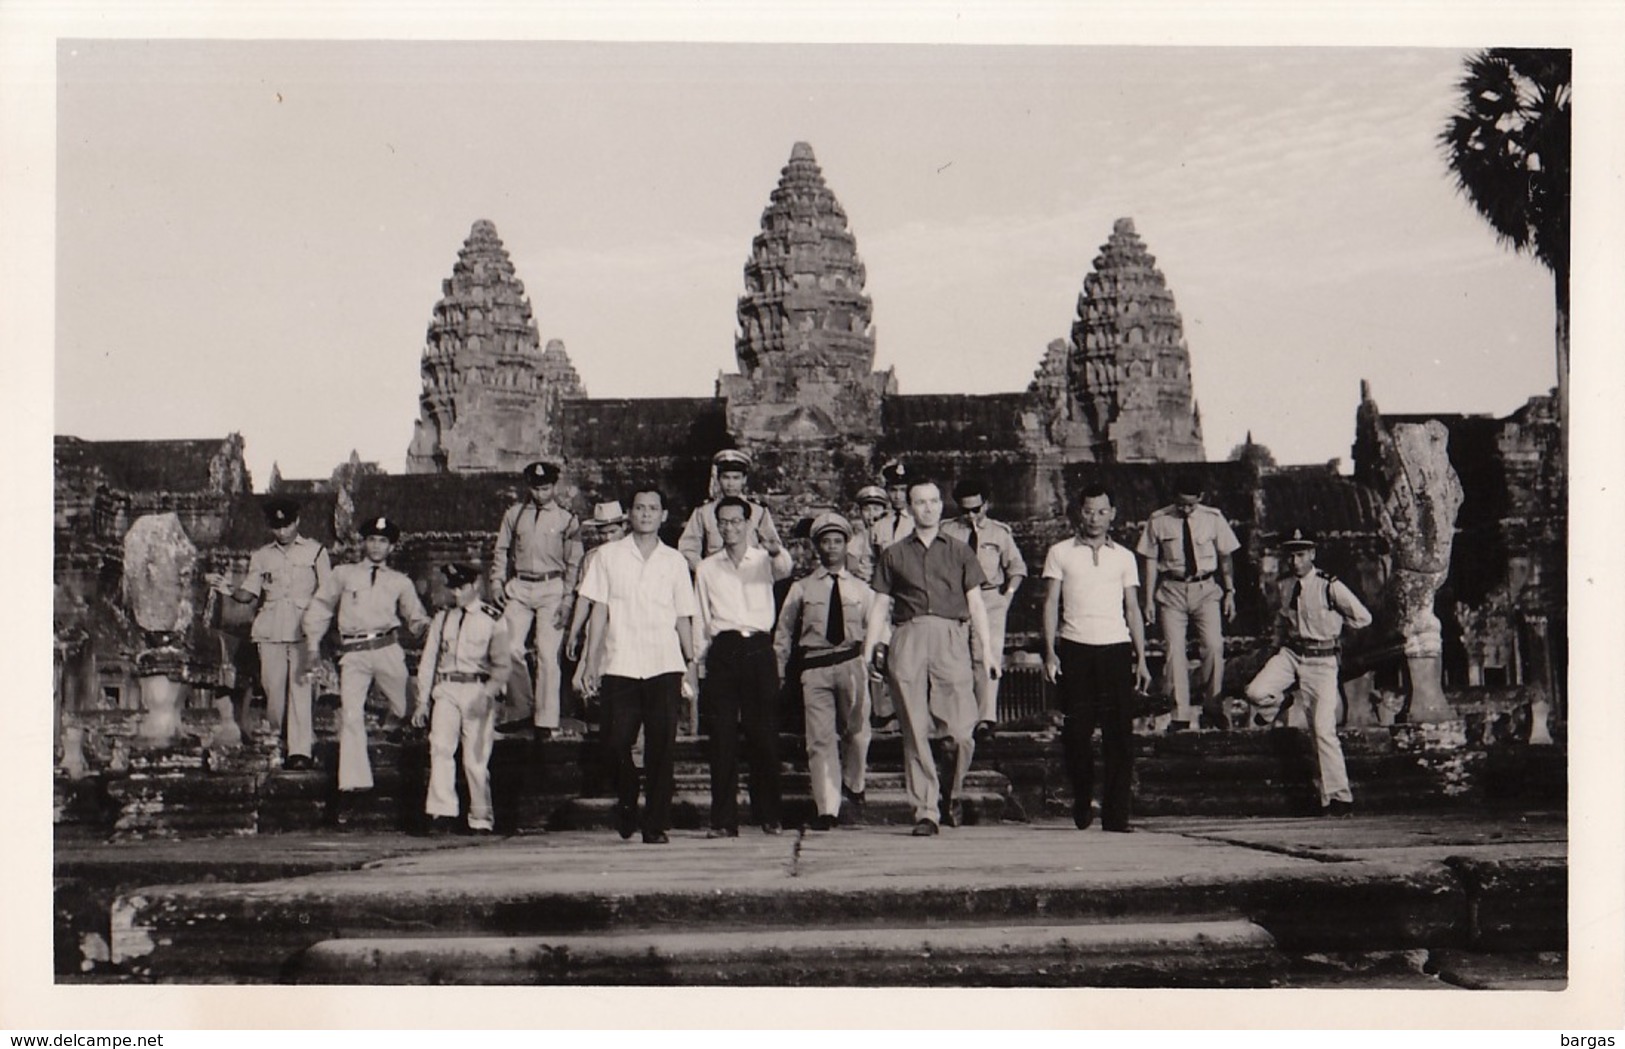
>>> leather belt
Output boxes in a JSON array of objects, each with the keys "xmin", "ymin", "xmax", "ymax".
[
  {"xmin": 799, "ymin": 646, "xmax": 863, "ymax": 672},
  {"xmin": 1163, "ymin": 571, "xmax": 1214, "ymax": 583},
  {"xmin": 715, "ymin": 629, "xmax": 767, "ymax": 642},
  {"xmin": 980, "ymin": 583, "xmax": 1002, "ymax": 591},
  {"xmin": 437, "ymin": 671, "xmax": 490, "ymax": 683},
  {"xmin": 1287, "ymin": 638, "xmax": 1340, "ymax": 658},
  {"xmin": 516, "ymin": 570, "xmax": 563, "ymax": 582},
  {"xmin": 340, "ymin": 629, "xmax": 398, "ymax": 653}
]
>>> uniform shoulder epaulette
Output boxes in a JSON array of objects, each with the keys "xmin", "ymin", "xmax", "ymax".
[
  {"xmin": 1315, "ymin": 569, "xmax": 1338, "ymax": 584},
  {"xmin": 478, "ymin": 601, "xmax": 504, "ymax": 619}
]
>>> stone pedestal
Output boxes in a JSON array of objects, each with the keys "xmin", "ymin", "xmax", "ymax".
[{"xmin": 136, "ymin": 675, "xmax": 186, "ymax": 743}]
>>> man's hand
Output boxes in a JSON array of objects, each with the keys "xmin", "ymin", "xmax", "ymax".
[
  {"xmin": 296, "ymin": 652, "xmax": 319, "ymax": 686},
  {"xmin": 761, "ymin": 532, "xmax": 783, "ymax": 557},
  {"xmin": 1134, "ymin": 657, "xmax": 1152, "ymax": 694},
  {"xmin": 411, "ymin": 706, "xmax": 429, "ymax": 729},
  {"xmin": 564, "ymin": 632, "xmax": 582, "ymax": 662},
  {"xmin": 551, "ymin": 603, "xmax": 571, "ymax": 631},
  {"xmin": 204, "ymin": 571, "xmax": 233, "ymax": 596},
  {"xmin": 1222, "ymin": 591, "xmax": 1237, "ymax": 623},
  {"xmin": 1144, "ymin": 602, "xmax": 1158, "ymax": 627},
  {"xmin": 1043, "ymin": 652, "xmax": 1060, "ymax": 685}
]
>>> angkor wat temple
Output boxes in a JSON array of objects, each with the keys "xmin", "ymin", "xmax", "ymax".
[{"xmin": 52, "ymin": 142, "xmax": 1566, "ymax": 834}]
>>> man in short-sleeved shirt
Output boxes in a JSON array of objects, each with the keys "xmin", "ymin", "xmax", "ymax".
[
  {"xmin": 1043, "ymin": 486, "xmax": 1151, "ymax": 832},
  {"xmin": 579, "ymin": 487, "xmax": 698, "ymax": 844},
  {"xmin": 864, "ymin": 479, "xmax": 998, "ymax": 836},
  {"xmin": 1136, "ymin": 483, "xmax": 1241, "ymax": 730}
]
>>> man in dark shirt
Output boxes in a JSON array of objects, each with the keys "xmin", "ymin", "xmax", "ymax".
[{"xmin": 863, "ymin": 479, "xmax": 998, "ymax": 836}]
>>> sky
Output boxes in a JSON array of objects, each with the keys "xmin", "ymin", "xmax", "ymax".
[{"xmin": 55, "ymin": 41, "xmax": 1559, "ymax": 486}]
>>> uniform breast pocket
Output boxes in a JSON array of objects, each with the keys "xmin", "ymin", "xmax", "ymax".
[{"xmin": 803, "ymin": 594, "xmax": 829, "ymax": 623}]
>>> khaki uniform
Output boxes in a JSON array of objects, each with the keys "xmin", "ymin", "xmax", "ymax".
[
  {"xmin": 416, "ymin": 600, "xmax": 512, "ymax": 829},
  {"xmin": 1246, "ymin": 570, "xmax": 1372, "ymax": 807},
  {"xmin": 1136, "ymin": 504, "xmax": 1240, "ymax": 723},
  {"xmin": 238, "ymin": 537, "xmax": 331, "ymax": 758},
  {"xmin": 941, "ymin": 515, "xmax": 1027, "ymax": 723},
  {"xmin": 303, "ymin": 562, "xmax": 430, "ymax": 791},
  {"xmin": 492, "ymin": 500, "xmax": 583, "ymax": 729}
]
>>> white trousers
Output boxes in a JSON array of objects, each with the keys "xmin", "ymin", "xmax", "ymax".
[
  {"xmin": 1246, "ymin": 649, "xmax": 1351, "ymax": 806},
  {"xmin": 501, "ymin": 577, "xmax": 565, "ymax": 729},
  {"xmin": 257, "ymin": 641, "xmax": 314, "ymax": 758},
  {"xmin": 425, "ymin": 681, "xmax": 497, "ymax": 829},
  {"xmin": 968, "ymin": 588, "xmax": 1010, "ymax": 723},
  {"xmin": 337, "ymin": 644, "xmax": 408, "ymax": 792}
]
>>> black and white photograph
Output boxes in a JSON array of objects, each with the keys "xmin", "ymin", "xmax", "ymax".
[{"xmin": 8, "ymin": 0, "xmax": 1624, "ymax": 1035}]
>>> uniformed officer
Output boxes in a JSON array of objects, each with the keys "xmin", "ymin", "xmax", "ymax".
[
  {"xmin": 1244, "ymin": 529, "xmax": 1373, "ymax": 816},
  {"xmin": 206, "ymin": 498, "xmax": 331, "ymax": 770},
  {"xmin": 868, "ymin": 460, "xmax": 916, "ymax": 550},
  {"xmin": 849, "ymin": 485, "xmax": 891, "ymax": 583},
  {"xmin": 492, "ymin": 460, "xmax": 584, "ymax": 739},
  {"xmin": 1135, "ymin": 483, "xmax": 1241, "ymax": 730},
  {"xmin": 677, "ymin": 448, "xmax": 782, "ymax": 572},
  {"xmin": 941, "ymin": 479, "xmax": 1027, "ymax": 739},
  {"xmin": 774, "ymin": 512, "xmax": 875, "ymax": 830},
  {"xmin": 412, "ymin": 563, "xmax": 512, "ymax": 834},
  {"xmin": 300, "ymin": 516, "xmax": 430, "ymax": 812}
]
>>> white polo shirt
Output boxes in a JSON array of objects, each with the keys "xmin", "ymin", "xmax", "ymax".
[
  {"xmin": 577, "ymin": 534, "xmax": 698, "ymax": 680},
  {"xmin": 1042, "ymin": 537, "xmax": 1139, "ymax": 646}
]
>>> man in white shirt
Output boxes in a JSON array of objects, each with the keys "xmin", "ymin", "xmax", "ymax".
[
  {"xmin": 579, "ymin": 486, "xmax": 699, "ymax": 845},
  {"xmin": 694, "ymin": 495, "xmax": 794, "ymax": 837},
  {"xmin": 1042, "ymin": 485, "xmax": 1152, "ymax": 833}
]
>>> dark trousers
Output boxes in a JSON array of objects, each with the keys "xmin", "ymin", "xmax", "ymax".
[
  {"xmin": 1057, "ymin": 639, "xmax": 1135, "ymax": 829},
  {"xmin": 702, "ymin": 633, "xmax": 782, "ymax": 830},
  {"xmin": 602, "ymin": 673, "xmax": 681, "ymax": 836}
]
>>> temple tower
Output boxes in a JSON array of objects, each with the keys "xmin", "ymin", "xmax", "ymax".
[
  {"xmin": 405, "ymin": 219, "xmax": 584, "ymax": 474},
  {"xmin": 720, "ymin": 142, "xmax": 895, "ymax": 453},
  {"xmin": 1067, "ymin": 218, "xmax": 1205, "ymax": 462}
]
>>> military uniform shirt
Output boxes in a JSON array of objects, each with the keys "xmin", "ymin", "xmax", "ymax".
[
  {"xmin": 493, "ymin": 500, "xmax": 584, "ymax": 589},
  {"xmin": 1136, "ymin": 504, "xmax": 1241, "ymax": 575},
  {"xmin": 303, "ymin": 561, "xmax": 430, "ymax": 643},
  {"xmin": 1277, "ymin": 570, "xmax": 1372, "ymax": 643},
  {"xmin": 773, "ymin": 566, "xmax": 875, "ymax": 673},
  {"xmin": 240, "ymin": 537, "xmax": 331, "ymax": 643},
  {"xmin": 941, "ymin": 516, "xmax": 1027, "ymax": 591},
  {"xmin": 416, "ymin": 601, "xmax": 513, "ymax": 689},
  {"xmin": 868, "ymin": 509, "xmax": 914, "ymax": 550}
]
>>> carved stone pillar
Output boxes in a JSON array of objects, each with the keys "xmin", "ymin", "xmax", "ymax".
[{"xmin": 121, "ymin": 513, "xmax": 198, "ymax": 745}]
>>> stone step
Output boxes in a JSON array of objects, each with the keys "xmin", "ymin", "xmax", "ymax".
[
  {"xmin": 554, "ymin": 787, "xmax": 1010, "ymax": 831},
  {"xmin": 287, "ymin": 917, "xmax": 1286, "ymax": 987}
]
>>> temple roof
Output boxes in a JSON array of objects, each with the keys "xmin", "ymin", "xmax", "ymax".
[
  {"xmin": 54, "ymin": 436, "xmax": 245, "ymax": 494},
  {"xmin": 557, "ymin": 398, "xmax": 728, "ymax": 460},
  {"xmin": 880, "ymin": 394, "xmax": 1031, "ymax": 453}
]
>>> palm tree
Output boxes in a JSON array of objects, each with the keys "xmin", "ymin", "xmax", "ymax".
[{"xmin": 1440, "ymin": 48, "xmax": 1571, "ymax": 429}]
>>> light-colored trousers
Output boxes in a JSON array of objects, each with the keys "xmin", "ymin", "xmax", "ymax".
[
  {"xmin": 968, "ymin": 588, "xmax": 1010, "ymax": 723},
  {"xmin": 425, "ymin": 681, "xmax": 498, "ymax": 829},
  {"xmin": 501, "ymin": 577, "xmax": 565, "ymax": 729},
  {"xmin": 337, "ymin": 644, "xmax": 409, "ymax": 792},
  {"xmin": 1246, "ymin": 648, "xmax": 1351, "ymax": 806},
  {"xmin": 257, "ymin": 641, "xmax": 315, "ymax": 758},
  {"xmin": 801, "ymin": 659, "xmax": 871, "ymax": 817},
  {"xmin": 1155, "ymin": 577, "xmax": 1226, "ymax": 722},
  {"xmin": 887, "ymin": 616, "xmax": 978, "ymax": 824}
]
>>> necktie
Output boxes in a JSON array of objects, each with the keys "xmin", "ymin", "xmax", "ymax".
[
  {"xmin": 1182, "ymin": 516, "xmax": 1199, "ymax": 578},
  {"xmin": 968, "ymin": 520, "xmax": 981, "ymax": 557},
  {"xmin": 369, "ymin": 565, "xmax": 379, "ymax": 587},
  {"xmin": 892, "ymin": 510, "xmax": 902, "ymax": 536},
  {"xmin": 826, "ymin": 575, "xmax": 845, "ymax": 645}
]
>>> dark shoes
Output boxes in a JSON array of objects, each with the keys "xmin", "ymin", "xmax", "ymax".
[
  {"xmin": 1073, "ymin": 804, "xmax": 1094, "ymax": 830},
  {"xmin": 615, "ymin": 809, "xmax": 638, "ymax": 840},
  {"xmin": 810, "ymin": 814, "xmax": 840, "ymax": 831},
  {"xmin": 706, "ymin": 826, "xmax": 739, "ymax": 839},
  {"xmin": 1103, "ymin": 823, "xmax": 1134, "ymax": 834},
  {"xmin": 840, "ymin": 788, "xmax": 865, "ymax": 826},
  {"xmin": 911, "ymin": 819, "xmax": 939, "ymax": 837},
  {"xmin": 761, "ymin": 822, "xmax": 783, "ymax": 836},
  {"xmin": 642, "ymin": 831, "xmax": 670, "ymax": 844},
  {"xmin": 939, "ymin": 798, "xmax": 963, "ymax": 828},
  {"xmin": 973, "ymin": 720, "xmax": 997, "ymax": 743},
  {"xmin": 1322, "ymin": 799, "xmax": 1355, "ymax": 818},
  {"xmin": 283, "ymin": 754, "xmax": 315, "ymax": 771},
  {"xmin": 495, "ymin": 718, "xmax": 532, "ymax": 735}
]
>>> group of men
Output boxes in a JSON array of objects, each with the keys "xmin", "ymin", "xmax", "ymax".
[{"xmin": 210, "ymin": 450, "xmax": 1372, "ymax": 837}]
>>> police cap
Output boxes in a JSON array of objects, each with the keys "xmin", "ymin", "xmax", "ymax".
[
  {"xmin": 360, "ymin": 515, "xmax": 401, "ymax": 542},
  {"xmin": 263, "ymin": 498, "xmax": 300, "ymax": 528},
  {"xmin": 881, "ymin": 459, "xmax": 911, "ymax": 486},
  {"xmin": 712, "ymin": 448, "xmax": 753, "ymax": 473},
  {"xmin": 1279, "ymin": 528, "xmax": 1317, "ymax": 551},
  {"xmin": 854, "ymin": 485, "xmax": 888, "ymax": 507},
  {"xmin": 523, "ymin": 461, "xmax": 560, "ymax": 486},
  {"xmin": 441, "ymin": 562, "xmax": 480, "ymax": 588},
  {"xmin": 810, "ymin": 512, "xmax": 853, "ymax": 541}
]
